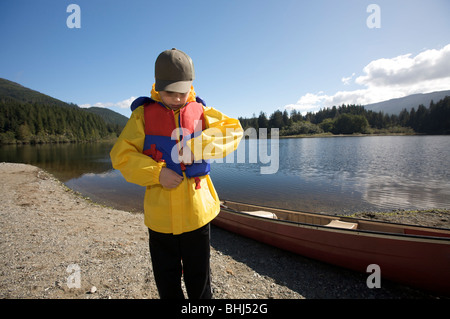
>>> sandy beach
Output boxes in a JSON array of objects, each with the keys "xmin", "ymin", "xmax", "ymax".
[{"xmin": 0, "ymin": 162, "xmax": 447, "ymax": 299}]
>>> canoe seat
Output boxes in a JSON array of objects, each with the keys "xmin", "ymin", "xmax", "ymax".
[
  {"xmin": 243, "ymin": 210, "xmax": 278, "ymax": 219},
  {"xmin": 325, "ymin": 220, "xmax": 358, "ymax": 229}
]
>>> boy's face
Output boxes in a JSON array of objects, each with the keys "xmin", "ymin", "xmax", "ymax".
[{"xmin": 160, "ymin": 91, "xmax": 190, "ymax": 111}]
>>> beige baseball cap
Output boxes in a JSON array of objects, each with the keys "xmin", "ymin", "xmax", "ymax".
[{"xmin": 154, "ymin": 48, "xmax": 195, "ymax": 93}]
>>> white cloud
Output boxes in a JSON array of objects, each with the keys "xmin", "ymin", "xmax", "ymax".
[
  {"xmin": 286, "ymin": 44, "xmax": 450, "ymax": 114},
  {"xmin": 341, "ymin": 73, "xmax": 355, "ymax": 85},
  {"xmin": 80, "ymin": 96, "xmax": 137, "ymax": 109},
  {"xmin": 284, "ymin": 93, "xmax": 330, "ymax": 113},
  {"xmin": 356, "ymin": 44, "xmax": 450, "ymax": 87}
]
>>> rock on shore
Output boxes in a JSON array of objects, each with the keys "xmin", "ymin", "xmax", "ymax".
[{"xmin": 0, "ymin": 163, "xmax": 444, "ymax": 299}]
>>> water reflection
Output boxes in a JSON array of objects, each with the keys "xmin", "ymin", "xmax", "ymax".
[
  {"xmin": 1, "ymin": 136, "xmax": 449, "ymax": 214},
  {"xmin": 0, "ymin": 142, "xmax": 114, "ymax": 181}
]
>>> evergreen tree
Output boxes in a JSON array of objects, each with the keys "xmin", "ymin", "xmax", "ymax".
[
  {"xmin": 257, "ymin": 112, "xmax": 269, "ymax": 128},
  {"xmin": 269, "ymin": 110, "xmax": 284, "ymax": 129}
]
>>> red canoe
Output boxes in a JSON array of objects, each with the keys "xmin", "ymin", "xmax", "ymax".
[{"xmin": 213, "ymin": 200, "xmax": 450, "ymax": 295}]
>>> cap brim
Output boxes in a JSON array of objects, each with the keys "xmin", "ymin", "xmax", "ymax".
[{"xmin": 155, "ymin": 80, "xmax": 192, "ymax": 93}]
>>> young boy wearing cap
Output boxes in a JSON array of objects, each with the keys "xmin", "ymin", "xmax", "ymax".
[{"xmin": 110, "ymin": 49, "xmax": 243, "ymax": 299}]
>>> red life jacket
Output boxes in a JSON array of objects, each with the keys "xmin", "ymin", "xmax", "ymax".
[{"xmin": 131, "ymin": 97, "xmax": 210, "ymax": 188}]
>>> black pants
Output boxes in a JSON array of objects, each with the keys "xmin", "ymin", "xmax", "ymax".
[{"xmin": 148, "ymin": 223, "xmax": 212, "ymax": 299}]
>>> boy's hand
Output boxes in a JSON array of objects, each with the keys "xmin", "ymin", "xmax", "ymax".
[
  {"xmin": 179, "ymin": 146, "xmax": 194, "ymax": 165},
  {"xmin": 159, "ymin": 167, "xmax": 183, "ymax": 188}
]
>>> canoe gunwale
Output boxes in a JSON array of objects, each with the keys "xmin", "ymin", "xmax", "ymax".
[{"xmin": 219, "ymin": 201, "xmax": 450, "ymax": 243}]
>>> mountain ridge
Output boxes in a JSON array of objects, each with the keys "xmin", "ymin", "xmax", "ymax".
[
  {"xmin": 0, "ymin": 78, "xmax": 78, "ymax": 109},
  {"xmin": 364, "ymin": 90, "xmax": 450, "ymax": 115},
  {"xmin": 0, "ymin": 78, "xmax": 127, "ymax": 144}
]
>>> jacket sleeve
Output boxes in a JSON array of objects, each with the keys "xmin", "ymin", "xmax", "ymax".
[
  {"xmin": 110, "ymin": 106, "xmax": 165, "ymax": 187},
  {"xmin": 186, "ymin": 106, "xmax": 243, "ymax": 160}
]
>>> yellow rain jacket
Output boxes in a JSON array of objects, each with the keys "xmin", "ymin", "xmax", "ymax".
[{"xmin": 110, "ymin": 85, "xmax": 243, "ymax": 234}]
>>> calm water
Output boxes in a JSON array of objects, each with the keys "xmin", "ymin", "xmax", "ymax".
[{"xmin": 1, "ymin": 136, "xmax": 449, "ymax": 214}]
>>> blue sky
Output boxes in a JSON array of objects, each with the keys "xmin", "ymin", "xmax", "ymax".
[{"xmin": 1, "ymin": 0, "xmax": 449, "ymax": 119}]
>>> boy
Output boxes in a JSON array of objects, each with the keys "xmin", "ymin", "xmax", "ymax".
[{"xmin": 110, "ymin": 48, "xmax": 243, "ymax": 299}]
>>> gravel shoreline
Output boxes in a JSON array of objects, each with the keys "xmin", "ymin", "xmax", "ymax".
[{"xmin": 0, "ymin": 162, "xmax": 447, "ymax": 299}]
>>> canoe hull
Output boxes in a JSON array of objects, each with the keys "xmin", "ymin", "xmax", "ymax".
[{"xmin": 213, "ymin": 207, "xmax": 450, "ymax": 295}]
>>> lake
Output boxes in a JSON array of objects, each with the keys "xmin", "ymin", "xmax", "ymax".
[{"xmin": 1, "ymin": 135, "xmax": 449, "ymax": 215}]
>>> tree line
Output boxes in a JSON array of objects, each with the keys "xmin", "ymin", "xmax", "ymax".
[
  {"xmin": 238, "ymin": 96, "xmax": 450, "ymax": 136},
  {"xmin": 0, "ymin": 97, "xmax": 122, "ymax": 144},
  {"xmin": 2, "ymin": 92, "xmax": 448, "ymax": 145}
]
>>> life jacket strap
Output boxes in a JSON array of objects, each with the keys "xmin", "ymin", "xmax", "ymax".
[
  {"xmin": 143, "ymin": 144, "xmax": 164, "ymax": 162},
  {"xmin": 194, "ymin": 177, "xmax": 201, "ymax": 189}
]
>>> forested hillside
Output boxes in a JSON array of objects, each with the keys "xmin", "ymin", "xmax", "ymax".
[
  {"xmin": 84, "ymin": 107, "xmax": 128, "ymax": 127},
  {"xmin": 239, "ymin": 96, "xmax": 450, "ymax": 136},
  {"xmin": 0, "ymin": 79, "xmax": 127, "ymax": 144}
]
